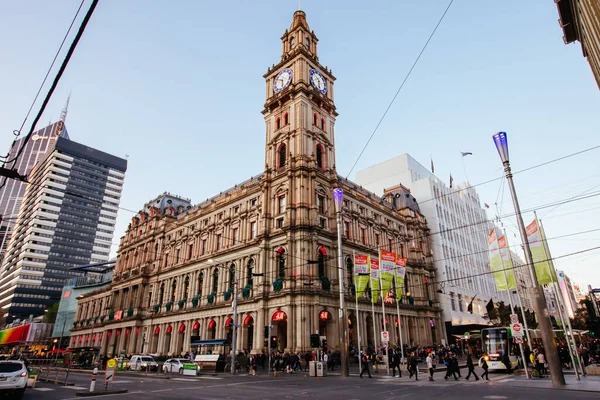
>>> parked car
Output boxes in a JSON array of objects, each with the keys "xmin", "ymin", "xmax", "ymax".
[
  {"xmin": 162, "ymin": 358, "xmax": 197, "ymax": 374},
  {"xmin": 129, "ymin": 355, "xmax": 158, "ymax": 371},
  {"xmin": 0, "ymin": 360, "xmax": 28, "ymax": 399}
]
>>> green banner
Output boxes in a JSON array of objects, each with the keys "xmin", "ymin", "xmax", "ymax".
[
  {"xmin": 379, "ymin": 250, "xmax": 395, "ymax": 296},
  {"xmin": 526, "ymin": 220, "xmax": 556, "ymax": 285},
  {"xmin": 395, "ymin": 258, "xmax": 406, "ymax": 301},
  {"xmin": 354, "ymin": 254, "xmax": 370, "ymax": 298},
  {"xmin": 498, "ymin": 235, "xmax": 517, "ymax": 290}
]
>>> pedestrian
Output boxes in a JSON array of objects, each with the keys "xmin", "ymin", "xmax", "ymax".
[
  {"xmin": 502, "ymin": 351, "xmax": 512, "ymax": 375},
  {"xmin": 535, "ymin": 350, "xmax": 546, "ymax": 378},
  {"xmin": 392, "ymin": 349, "xmax": 402, "ymax": 378},
  {"xmin": 426, "ymin": 353, "xmax": 435, "ymax": 381},
  {"xmin": 360, "ymin": 350, "xmax": 372, "ymax": 378},
  {"xmin": 408, "ymin": 352, "xmax": 419, "ymax": 380},
  {"xmin": 444, "ymin": 353, "xmax": 459, "ymax": 381},
  {"xmin": 465, "ymin": 354, "xmax": 479, "ymax": 381},
  {"xmin": 481, "ymin": 354, "xmax": 489, "ymax": 381}
]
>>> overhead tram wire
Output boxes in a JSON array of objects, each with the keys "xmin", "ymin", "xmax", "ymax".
[{"xmin": 345, "ymin": 0, "xmax": 455, "ymax": 179}]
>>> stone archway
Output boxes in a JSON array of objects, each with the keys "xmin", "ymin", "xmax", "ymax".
[
  {"xmin": 176, "ymin": 323, "xmax": 186, "ymax": 355},
  {"xmin": 271, "ymin": 310, "xmax": 287, "ymax": 351},
  {"xmin": 243, "ymin": 315, "xmax": 254, "ymax": 352}
]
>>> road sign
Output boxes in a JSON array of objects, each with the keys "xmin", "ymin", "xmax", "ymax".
[
  {"xmin": 104, "ymin": 358, "xmax": 117, "ymax": 383},
  {"xmin": 511, "ymin": 323, "xmax": 523, "ymax": 337},
  {"xmin": 381, "ymin": 331, "xmax": 389, "ymax": 343},
  {"xmin": 514, "ymin": 336, "xmax": 524, "ymax": 344},
  {"xmin": 510, "ymin": 314, "xmax": 519, "ymax": 324}
]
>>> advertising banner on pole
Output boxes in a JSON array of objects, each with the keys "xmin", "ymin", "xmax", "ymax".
[
  {"xmin": 395, "ymin": 258, "xmax": 406, "ymax": 301},
  {"xmin": 526, "ymin": 220, "xmax": 556, "ymax": 285},
  {"xmin": 488, "ymin": 229, "xmax": 508, "ymax": 291},
  {"xmin": 354, "ymin": 254, "xmax": 370, "ymax": 298},
  {"xmin": 370, "ymin": 259, "xmax": 380, "ymax": 304},
  {"xmin": 379, "ymin": 250, "xmax": 396, "ymax": 296},
  {"xmin": 498, "ymin": 235, "xmax": 517, "ymax": 290}
]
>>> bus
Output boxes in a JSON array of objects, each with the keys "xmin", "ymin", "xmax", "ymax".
[{"xmin": 480, "ymin": 327, "xmax": 518, "ymax": 371}]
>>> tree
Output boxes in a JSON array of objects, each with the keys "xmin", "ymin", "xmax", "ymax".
[
  {"xmin": 485, "ymin": 301, "xmax": 538, "ymax": 329},
  {"xmin": 44, "ymin": 302, "xmax": 59, "ymax": 324},
  {"xmin": 571, "ymin": 307, "xmax": 589, "ymax": 330}
]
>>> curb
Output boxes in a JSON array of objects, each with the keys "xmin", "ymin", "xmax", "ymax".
[{"xmin": 76, "ymin": 389, "xmax": 129, "ymax": 397}]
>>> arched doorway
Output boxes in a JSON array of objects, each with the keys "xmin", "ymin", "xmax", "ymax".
[
  {"xmin": 318, "ymin": 310, "xmax": 332, "ymax": 346},
  {"xmin": 152, "ymin": 326, "xmax": 159, "ymax": 353},
  {"xmin": 348, "ymin": 313, "xmax": 357, "ymax": 349},
  {"xmin": 243, "ymin": 315, "xmax": 254, "ymax": 351},
  {"xmin": 165, "ymin": 325, "xmax": 173, "ymax": 354},
  {"xmin": 408, "ymin": 318, "xmax": 416, "ymax": 346},
  {"xmin": 366, "ymin": 314, "xmax": 374, "ymax": 347},
  {"xmin": 192, "ymin": 321, "xmax": 200, "ymax": 340},
  {"xmin": 176, "ymin": 323, "xmax": 185, "ymax": 355},
  {"xmin": 208, "ymin": 320, "xmax": 216, "ymax": 340},
  {"xmin": 225, "ymin": 317, "xmax": 233, "ymax": 344},
  {"xmin": 271, "ymin": 310, "xmax": 287, "ymax": 351}
]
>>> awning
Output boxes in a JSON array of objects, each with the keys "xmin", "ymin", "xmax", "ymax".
[{"xmin": 190, "ymin": 339, "xmax": 230, "ymax": 346}]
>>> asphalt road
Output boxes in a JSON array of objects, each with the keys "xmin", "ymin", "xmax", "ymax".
[{"xmin": 23, "ymin": 368, "xmax": 600, "ymax": 400}]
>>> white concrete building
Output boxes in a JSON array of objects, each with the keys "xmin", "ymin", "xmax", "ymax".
[
  {"xmin": 557, "ymin": 270, "xmax": 579, "ymax": 318},
  {"xmin": 356, "ymin": 153, "xmax": 503, "ymax": 338}
]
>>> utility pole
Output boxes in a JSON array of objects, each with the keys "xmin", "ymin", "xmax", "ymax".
[
  {"xmin": 231, "ymin": 266, "xmax": 238, "ymax": 376},
  {"xmin": 333, "ymin": 188, "xmax": 349, "ymax": 377}
]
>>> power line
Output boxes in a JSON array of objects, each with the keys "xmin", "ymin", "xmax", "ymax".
[{"xmin": 345, "ymin": 0, "xmax": 454, "ymax": 178}]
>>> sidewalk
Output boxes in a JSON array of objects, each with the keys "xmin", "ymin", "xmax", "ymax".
[{"xmin": 502, "ymin": 374, "xmax": 600, "ymax": 393}]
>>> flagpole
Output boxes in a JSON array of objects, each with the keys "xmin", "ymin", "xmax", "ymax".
[
  {"xmin": 369, "ymin": 255, "xmax": 378, "ymax": 352},
  {"xmin": 353, "ymin": 251, "xmax": 362, "ymax": 375},
  {"xmin": 497, "ymin": 229, "xmax": 528, "ymax": 379},
  {"xmin": 378, "ymin": 252, "xmax": 390, "ymax": 376},
  {"xmin": 394, "ymin": 261, "xmax": 405, "ymax": 365},
  {"xmin": 535, "ymin": 213, "xmax": 580, "ymax": 380}
]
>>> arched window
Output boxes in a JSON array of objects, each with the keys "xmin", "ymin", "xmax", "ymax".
[
  {"xmin": 318, "ymin": 247, "xmax": 326, "ymax": 278},
  {"xmin": 170, "ymin": 280, "xmax": 177, "ymax": 302},
  {"xmin": 321, "ymin": 118, "xmax": 325, "ymax": 131},
  {"xmin": 159, "ymin": 283, "xmax": 165, "ymax": 305},
  {"xmin": 313, "ymin": 113, "xmax": 318, "ymax": 126},
  {"xmin": 184, "ymin": 276, "xmax": 190, "ymax": 300},
  {"xmin": 284, "ymin": 112, "xmax": 289, "ymax": 125},
  {"xmin": 404, "ymin": 272, "xmax": 410, "ymax": 296},
  {"xmin": 346, "ymin": 257, "xmax": 353, "ymax": 288},
  {"xmin": 247, "ymin": 259, "xmax": 255, "ymax": 287},
  {"xmin": 290, "ymin": 37, "xmax": 295, "ymax": 48},
  {"xmin": 275, "ymin": 117, "xmax": 281, "ymax": 130},
  {"xmin": 154, "ymin": 243, "xmax": 159, "ymax": 260},
  {"xmin": 212, "ymin": 269, "xmax": 219, "ymax": 293},
  {"xmin": 229, "ymin": 264, "xmax": 236, "ymax": 289},
  {"xmin": 316, "ymin": 145, "xmax": 323, "ymax": 169},
  {"xmin": 197, "ymin": 272, "xmax": 204, "ymax": 297},
  {"xmin": 305, "ymin": 37, "xmax": 310, "ymax": 48},
  {"xmin": 278, "ymin": 143, "xmax": 287, "ymax": 168},
  {"xmin": 277, "ymin": 248, "xmax": 286, "ymax": 278}
]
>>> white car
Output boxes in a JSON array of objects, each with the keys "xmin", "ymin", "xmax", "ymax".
[
  {"xmin": 162, "ymin": 358, "xmax": 196, "ymax": 374},
  {"xmin": 0, "ymin": 360, "xmax": 28, "ymax": 399},
  {"xmin": 130, "ymin": 355, "xmax": 158, "ymax": 371}
]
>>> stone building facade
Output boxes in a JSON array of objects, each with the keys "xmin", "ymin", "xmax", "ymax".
[{"xmin": 70, "ymin": 11, "xmax": 442, "ymax": 357}]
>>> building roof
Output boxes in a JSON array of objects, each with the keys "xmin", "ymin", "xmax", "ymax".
[{"xmin": 290, "ymin": 10, "xmax": 310, "ymax": 31}]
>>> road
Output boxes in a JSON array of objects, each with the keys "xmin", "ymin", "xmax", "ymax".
[{"xmin": 23, "ymin": 368, "xmax": 600, "ymax": 400}]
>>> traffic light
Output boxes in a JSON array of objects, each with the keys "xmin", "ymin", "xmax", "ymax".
[
  {"xmin": 264, "ymin": 326, "xmax": 269, "ymax": 338},
  {"xmin": 321, "ymin": 338, "xmax": 327, "ymax": 349},
  {"xmin": 270, "ymin": 336, "xmax": 277, "ymax": 349},
  {"xmin": 310, "ymin": 334, "xmax": 320, "ymax": 348}
]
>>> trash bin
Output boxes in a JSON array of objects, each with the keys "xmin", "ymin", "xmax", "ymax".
[
  {"xmin": 308, "ymin": 361, "xmax": 317, "ymax": 377},
  {"xmin": 316, "ymin": 362, "xmax": 327, "ymax": 377}
]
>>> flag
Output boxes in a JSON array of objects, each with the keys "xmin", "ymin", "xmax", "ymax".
[
  {"xmin": 486, "ymin": 299, "xmax": 495, "ymax": 314},
  {"xmin": 488, "ymin": 229, "xmax": 508, "ymax": 291},
  {"xmin": 526, "ymin": 219, "xmax": 557, "ymax": 285},
  {"xmin": 379, "ymin": 250, "xmax": 395, "ymax": 295},
  {"xmin": 430, "ymin": 158, "xmax": 435, "ymax": 173},
  {"xmin": 449, "ymin": 174, "xmax": 453, "ymax": 188},
  {"xmin": 370, "ymin": 259, "xmax": 380, "ymax": 304},
  {"xmin": 467, "ymin": 296, "xmax": 476, "ymax": 314},
  {"xmin": 461, "ymin": 152, "xmax": 473, "ymax": 157},
  {"xmin": 484, "ymin": 203, "xmax": 489, "ymax": 209},
  {"xmin": 354, "ymin": 254, "xmax": 370, "ymax": 298},
  {"xmin": 498, "ymin": 235, "xmax": 517, "ymax": 290},
  {"xmin": 395, "ymin": 258, "xmax": 406, "ymax": 301}
]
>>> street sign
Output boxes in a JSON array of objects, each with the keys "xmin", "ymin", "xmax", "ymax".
[
  {"xmin": 381, "ymin": 331, "xmax": 389, "ymax": 343},
  {"xmin": 509, "ymin": 314, "xmax": 519, "ymax": 324},
  {"xmin": 514, "ymin": 336, "xmax": 524, "ymax": 344},
  {"xmin": 104, "ymin": 358, "xmax": 117, "ymax": 383},
  {"xmin": 511, "ymin": 323, "xmax": 523, "ymax": 337}
]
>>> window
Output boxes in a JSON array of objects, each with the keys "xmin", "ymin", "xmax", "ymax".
[
  {"xmin": 319, "ymin": 217, "xmax": 326, "ymax": 228},
  {"xmin": 176, "ymin": 248, "xmax": 181, "ymax": 264},
  {"xmin": 344, "ymin": 221, "xmax": 350, "ymax": 238},
  {"xmin": 361, "ymin": 228, "xmax": 367, "ymax": 245},
  {"xmin": 305, "ymin": 37, "xmax": 310, "ymax": 48},
  {"xmin": 187, "ymin": 244, "xmax": 193, "ymax": 260},
  {"xmin": 229, "ymin": 264, "xmax": 235, "ymax": 289},
  {"xmin": 197, "ymin": 272, "xmax": 204, "ymax": 296},
  {"xmin": 375, "ymin": 233, "xmax": 380, "ymax": 247},
  {"xmin": 277, "ymin": 248, "xmax": 286, "ymax": 278},
  {"xmin": 458, "ymin": 294, "xmax": 464, "ymax": 312},
  {"xmin": 278, "ymin": 144, "xmax": 287, "ymax": 168},
  {"xmin": 247, "ymin": 259, "xmax": 255, "ymax": 287},
  {"xmin": 388, "ymin": 239, "xmax": 393, "ymax": 252},
  {"xmin": 278, "ymin": 195, "xmax": 286, "ymax": 214},
  {"xmin": 216, "ymin": 235, "xmax": 222, "ymax": 251},
  {"xmin": 275, "ymin": 117, "xmax": 281, "ymax": 130},
  {"xmin": 284, "ymin": 112, "xmax": 289, "ymax": 125},
  {"xmin": 276, "ymin": 217, "xmax": 284, "ymax": 228},
  {"xmin": 250, "ymin": 221, "xmax": 257, "ymax": 239},
  {"xmin": 250, "ymin": 198, "xmax": 257, "ymax": 207},
  {"xmin": 184, "ymin": 276, "xmax": 190, "ymax": 300},
  {"xmin": 290, "ymin": 37, "xmax": 295, "ymax": 47},
  {"xmin": 212, "ymin": 269, "xmax": 219, "ymax": 293},
  {"xmin": 317, "ymin": 194, "xmax": 325, "ymax": 213},
  {"xmin": 313, "ymin": 113, "xmax": 318, "ymax": 126},
  {"xmin": 346, "ymin": 257, "xmax": 353, "ymax": 288},
  {"xmin": 316, "ymin": 145, "xmax": 323, "ymax": 169},
  {"xmin": 321, "ymin": 118, "xmax": 325, "ymax": 131},
  {"xmin": 450, "ymin": 292, "xmax": 456, "ymax": 311},
  {"xmin": 318, "ymin": 247, "xmax": 326, "ymax": 278},
  {"xmin": 399, "ymin": 243, "xmax": 404, "ymax": 258},
  {"xmin": 232, "ymin": 228, "xmax": 238, "ymax": 245},
  {"xmin": 170, "ymin": 280, "xmax": 177, "ymax": 302},
  {"xmin": 201, "ymin": 239, "xmax": 207, "ymax": 255}
]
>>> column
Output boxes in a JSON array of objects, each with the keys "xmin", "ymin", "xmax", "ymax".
[
  {"xmin": 255, "ymin": 307, "xmax": 265, "ymax": 353},
  {"xmin": 287, "ymin": 307, "xmax": 294, "ymax": 352}
]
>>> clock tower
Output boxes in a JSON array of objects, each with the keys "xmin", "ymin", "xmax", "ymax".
[{"xmin": 262, "ymin": 11, "xmax": 338, "ymax": 248}]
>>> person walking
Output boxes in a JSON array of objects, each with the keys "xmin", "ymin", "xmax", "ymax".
[
  {"xmin": 360, "ymin": 350, "xmax": 372, "ymax": 378},
  {"xmin": 444, "ymin": 353, "xmax": 459, "ymax": 381},
  {"xmin": 408, "ymin": 352, "xmax": 419, "ymax": 380},
  {"xmin": 426, "ymin": 353, "xmax": 435, "ymax": 381},
  {"xmin": 481, "ymin": 354, "xmax": 489, "ymax": 381},
  {"xmin": 465, "ymin": 354, "xmax": 479, "ymax": 381},
  {"xmin": 392, "ymin": 349, "xmax": 402, "ymax": 378}
]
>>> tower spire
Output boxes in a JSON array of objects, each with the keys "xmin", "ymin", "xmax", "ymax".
[{"xmin": 55, "ymin": 93, "xmax": 70, "ymax": 137}]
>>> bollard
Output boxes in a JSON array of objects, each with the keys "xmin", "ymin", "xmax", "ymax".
[{"xmin": 90, "ymin": 367, "xmax": 98, "ymax": 392}]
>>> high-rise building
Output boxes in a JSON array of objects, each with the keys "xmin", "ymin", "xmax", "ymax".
[
  {"xmin": 0, "ymin": 136, "xmax": 126, "ymax": 322},
  {"xmin": 556, "ymin": 0, "xmax": 600, "ymax": 89},
  {"xmin": 356, "ymin": 154, "xmax": 502, "ymax": 339},
  {"xmin": 0, "ymin": 122, "xmax": 69, "ymax": 262},
  {"xmin": 557, "ymin": 270, "xmax": 579, "ymax": 318}
]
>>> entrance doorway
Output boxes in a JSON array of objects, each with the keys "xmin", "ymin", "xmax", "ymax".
[
  {"xmin": 348, "ymin": 313, "xmax": 357, "ymax": 348},
  {"xmin": 176, "ymin": 323, "xmax": 185, "ymax": 355},
  {"xmin": 244, "ymin": 315, "xmax": 254, "ymax": 351},
  {"xmin": 366, "ymin": 315, "xmax": 374, "ymax": 347},
  {"xmin": 271, "ymin": 310, "xmax": 287, "ymax": 351}
]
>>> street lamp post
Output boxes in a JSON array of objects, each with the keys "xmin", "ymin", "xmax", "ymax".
[
  {"xmin": 333, "ymin": 188, "xmax": 349, "ymax": 377},
  {"xmin": 231, "ymin": 265, "xmax": 239, "ymax": 376},
  {"xmin": 492, "ymin": 132, "xmax": 565, "ymax": 386}
]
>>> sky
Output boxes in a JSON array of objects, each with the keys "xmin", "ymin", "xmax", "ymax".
[{"xmin": 1, "ymin": 1, "xmax": 599, "ymax": 289}]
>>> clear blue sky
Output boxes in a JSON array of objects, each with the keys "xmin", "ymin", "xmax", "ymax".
[{"xmin": 1, "ymin": 1, "xmax": 599, "ymax": 289}]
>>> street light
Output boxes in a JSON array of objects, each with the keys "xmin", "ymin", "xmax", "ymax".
[
  {"xmin": 492, "ymin": 132, "xmax": 565, "ymax": 386},
  {"xmin": 333, "ymin": 187, "xmax": 349, "ymax": 377}
]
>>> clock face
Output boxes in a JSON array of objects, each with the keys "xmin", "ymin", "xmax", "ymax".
[
  {"xmin": 273, "ymin": 68, "xmax": 293, "ymax": 93},
  {"xmin": 310, "ymin": 69, "xmax": 327, "ymax": 94}
]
